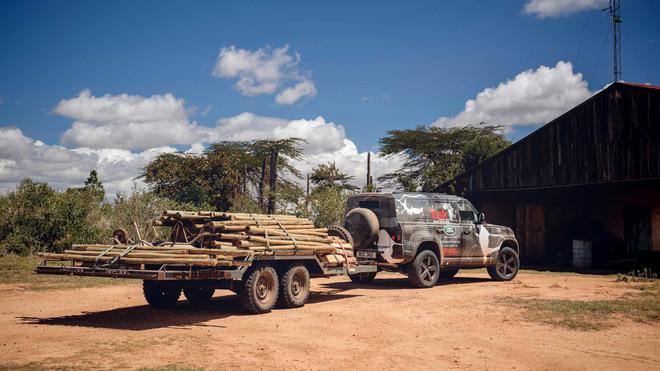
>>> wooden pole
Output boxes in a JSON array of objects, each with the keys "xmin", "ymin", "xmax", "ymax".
[{"xmin": 267, "ymin": 148, "xmax": 278, "ymax": 214}]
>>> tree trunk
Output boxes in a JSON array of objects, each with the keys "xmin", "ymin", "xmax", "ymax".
[{"xmin": 267, "ymin": 149, "xmax": 278, "ymax": 214}]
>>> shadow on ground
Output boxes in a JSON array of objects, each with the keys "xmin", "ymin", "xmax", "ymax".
[
  {"xmin": 18, "ymin": 291, "xmax": 362, "ymax": 331},
  {"xmin": 320, "ymin": 275, "xmax": 492, "ymax": 291}
]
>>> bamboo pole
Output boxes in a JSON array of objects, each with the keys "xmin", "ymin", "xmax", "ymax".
[{"xmin": 39, "ymin": 253, "xmax": 227, "ymax": 267}]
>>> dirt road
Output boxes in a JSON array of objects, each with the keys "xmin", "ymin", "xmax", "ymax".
[{"xmin": 0, "ymin": 270, "xmax": 658, "ymax": 370}]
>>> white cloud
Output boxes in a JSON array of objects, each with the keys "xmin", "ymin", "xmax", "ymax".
[
  {"xmin": 433, "ymin": 61, "xmax": 594, "ymax": 130},
  {"xmin": 0, "ymin": 126, "xmax": 175, "ymax": 196},
  {"xmin": 275, "ymin": 80, "xmax": 317, "ymax": 105},
  {"xmin": 55, "ymin": 90, "xmax": 211, "ymax": 150},
  {"xmin": 523, "ymin": 0, "xmax": 607, "ymax": 18},
  {"xmin": 2, "ymin": 106, "xmax": 402, "ymax": 196},
  {"xmin": 212, "ymin": 44, "xmax": 316, "ymax": 105}
]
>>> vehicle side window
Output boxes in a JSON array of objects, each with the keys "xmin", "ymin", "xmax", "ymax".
[
  {"xmin": 431, "ymin": 201, "xmax": 459, "ymax": 222},
  {"xmin": 394, "ymin": 195, "xmax": 432, "ymax": 222},
  {"xmin": 456, "ymin": 201, "xmax": 478, "ymax": 223}
]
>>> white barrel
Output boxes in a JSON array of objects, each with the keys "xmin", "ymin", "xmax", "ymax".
[{"xmin": 572, "ymin": 240, "xmax": 592, "ymax": 268}]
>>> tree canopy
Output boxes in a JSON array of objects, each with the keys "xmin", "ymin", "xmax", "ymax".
[
  {"xmin": 378, "ymin": 125, "xmax": 510, "ymax": 192},
  {"xmin": 310, "ymin": 162, "xmax": 358, "ymax": 192}
]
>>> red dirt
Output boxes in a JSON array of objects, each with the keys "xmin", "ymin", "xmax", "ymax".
[{"xmin": 0, "ymin": 270, "xmax": 658, "ymax": 370}]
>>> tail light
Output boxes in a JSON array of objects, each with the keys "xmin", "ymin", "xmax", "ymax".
[{"xmin": 387, "ymin": 224, "xmax": 402, "ymax": 243}]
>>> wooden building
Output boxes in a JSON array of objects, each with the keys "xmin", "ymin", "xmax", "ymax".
[{"xmin": 439, "ymin": 82, "xmax": 660, "ymax": 270}]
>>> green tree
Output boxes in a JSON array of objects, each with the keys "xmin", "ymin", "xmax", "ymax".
[
  {"xmin": 84, "ymin": 170, "xmax": 105, "ymax": 203},
  {"xmin": 378, "ymin": 125, "xmax": 510, "ymax": 191},
  {"xmin": 310, "ymin": 162, "xmax": 358, "ymax": 192}
]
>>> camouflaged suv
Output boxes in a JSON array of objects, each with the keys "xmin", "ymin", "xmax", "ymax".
[{"xmin": 343, "ymin": 192, "xmax": 520, "ymax": 288}]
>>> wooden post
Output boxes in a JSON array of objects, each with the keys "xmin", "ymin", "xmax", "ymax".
[
  {"xmin": 267, "ymin": 148, "xmax": 278, "ymax": 214},
  {"xmin": 259, "ymin": 157, "xmax": 266, "ymax": 211},
  {"xmin": 367, "ymin": 152, "xmax": 371, "ymax": 188}
]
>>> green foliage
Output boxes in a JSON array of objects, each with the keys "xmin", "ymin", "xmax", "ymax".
[
  {"xmin": 378, "ymin": 125, "xmax": 511, "ymax": 191},
  {"xmin": 0, "ymin": 178, "xmax": 106, "ymax": 254},
  {"xmin": 142, "ymin": 139, "xmax": 304, "ymax": 212},
  {"xmin": 310, "ymin": 162, "xmax": 358, "ymax": 192},
  {"xmin": 305, "ymin": 187, "xmax": 349, "ymax": 227}
]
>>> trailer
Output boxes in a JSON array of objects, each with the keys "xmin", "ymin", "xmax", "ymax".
[{"xmin": 35, "ymin": 211, "xmax": 377, "ymax": 314}]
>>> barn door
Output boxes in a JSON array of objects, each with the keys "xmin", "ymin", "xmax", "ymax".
[
  {"xmin": 624, "ymin": 207, "xmax": 651, "ymax": 251},
  {"xmin": 515, "ymin": 203, "xmax": 546, "ymax": 263}
]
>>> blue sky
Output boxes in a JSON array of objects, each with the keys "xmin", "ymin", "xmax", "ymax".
[{"xmin": 0, "ymin": 0, "xmax": 659, "ymax": 194}]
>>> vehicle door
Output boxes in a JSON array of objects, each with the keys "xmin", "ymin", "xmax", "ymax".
[
  {"xmin": 456, "ymin": 200, "xmax": 482, "ymax": 262},
  {"xmin": 431, "ymin": 200, "xmax": 462, "ymax": 265}
]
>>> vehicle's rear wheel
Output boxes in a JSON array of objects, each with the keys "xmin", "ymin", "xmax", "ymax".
[
  {"xmin": 327, "ymin": 225, "xmax": 354, "ymax": 246},
  {"xmin": 487, "ymin": 247, "xmax": 519, "ymax": 281},
  {"xmin": 349, "ymin": 271, "xmax": 377, "ymax": 283},
  {"xmin": 240, "ymin": 265, "xmax": 279, "ymax": 314},
  {"xmin": 439, "ymin": 268, "xmax": 459, "ymax": 279},
  {"xmin": 143, "ymin": 280, "xmax": 181, "ymax": 309},
  {"xmin": 183, "ymin": 286, "xmax": 215, "ymax": 305},
  {"xmin": 407, "ymin": 250, "xmax": 440, "ymax": 288},
  {"xmin": 278, "ymin": 264, "xmax": 310, "ymax": 308}
]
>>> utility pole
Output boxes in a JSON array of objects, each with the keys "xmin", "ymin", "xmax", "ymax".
[
  {"xmin": 606, "ymin": 0, "xmax": 622, "ymax": 82},
  {"xmin": 366, "ymin": 152, "xmax": 372, "ymax": 190}
]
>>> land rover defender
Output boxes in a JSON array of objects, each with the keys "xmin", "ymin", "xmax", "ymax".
[{"xmin": 343, "ymin": 192, "xmax": 520, "ymax": 288}]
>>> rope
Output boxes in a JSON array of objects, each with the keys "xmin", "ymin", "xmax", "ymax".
[
  {"xmin": 250, "ymin": 214, "xmax": 271, "ymax": 251},
  {"xmin": 276, "ymin": 220, "xmax": 298, "ymax": 250},
  {"xmin": 92, "ymin": 244, "xmax": 117, "ymax": 268},
  {"xmin": 101, "ymin": 243, "xmax": 140, "ymax": 267}
]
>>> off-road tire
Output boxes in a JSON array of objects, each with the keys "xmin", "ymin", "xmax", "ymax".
[
  {"xmin": 349, "ymin": 271, "xmax": 377, "ymax": 283},
  {"xmin": 240, "ymin": 265, "xmax": 279, "ymax": 314},
  {"xmin": 407, "ymin": 250, "xmax": 440, "ymax": 288},
  {"xmin": 487, "ymin": 247, "xmax": 520, "ymax": 281},
  {"xmin": 183, "ymin": 286, "xmax": 215, "ymax": 305},
  {"xmin": 327, "ymin": 225, "xmax": 354, "ymax": 246},
  {"xmin": 439, "ymin": 269, "xmax": 459, "ymax": 279},
  {"xmin": 277, "ymin": 265, "xmax": 310, "ymax": 308},
  {"xmin": 143, "ymin": 280, "xmax": 181, "ymax": 309},
  {"xmin": 344, "ymin": 208, "xmax": 379, "ymax": 249}
]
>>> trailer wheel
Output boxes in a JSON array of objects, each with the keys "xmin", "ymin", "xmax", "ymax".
[
  {"xmin": 183, "ymin": 286, "xmax": 215, "ymax": 305},
  {"xmin": 143, "ymin": 280, "xmax": 181, "ymax": 309},
  {"xmin": 278, "ymin": 264, "xmax": 310, "ymax": 308},
  {"xmin": 240, "ymin": 265, "xmax": 279, "ymax": 314}
]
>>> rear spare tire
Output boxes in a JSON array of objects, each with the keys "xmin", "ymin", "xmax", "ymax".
[
  {"xmin": 143, "ymin": 280, "xmax": 181, "ymax": 309},
  {"xmin": 240, "ymin": 265, "xmax": 279, "ymax": 314},
  {"xmin": 407, "ymin": 250, "xmax": 440, "ymax": 288},
  {"xmin": 343, "ymin": 208, "xmax": 379, "ymax": 249}
]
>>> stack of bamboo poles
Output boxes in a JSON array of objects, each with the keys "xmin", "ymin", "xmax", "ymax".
[
  {"xmin": 39, "ymin": 211, "xmax": 356, "ymax": 269},
  {"xmin": 39, "ymin": 244, "xmax": 254, "ymax": 267}
]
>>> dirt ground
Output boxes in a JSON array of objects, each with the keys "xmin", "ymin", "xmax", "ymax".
[{"xmin": 0, "ymin": 270, "xmax": 658, "ymax": 371}]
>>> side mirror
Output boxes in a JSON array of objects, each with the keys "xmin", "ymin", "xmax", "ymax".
[{"xmin": 478, "ymin": 212, "xmax": 485, "ymax": 224}]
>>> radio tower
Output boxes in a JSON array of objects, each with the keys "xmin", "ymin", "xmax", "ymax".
[{"xmin": 607, "ymin": 0, "xmax": 622, "ymax": 82}]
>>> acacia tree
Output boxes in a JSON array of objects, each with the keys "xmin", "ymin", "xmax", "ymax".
[
  {"xmin": 309, "ymin": 162, "xmax": 358, "ymax": 192},
  {"xmin": 304, "ymin": 162, "xmax": 358, "ymax": 227},
  {"xmin": 378, "ymin": 125, "xmax": 510, "ymax": 191}
]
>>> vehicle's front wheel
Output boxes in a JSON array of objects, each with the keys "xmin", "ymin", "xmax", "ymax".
[
  {"xmin": 240, "ymin": 265, "xmax": 279, "ymax": 314},
  {"xmin": 183, "ymin": 286, "xmax": 215, "ymax": 305},
  {"xmin": 487, "ymin": 247, "xmax": 520, "ymax": 281},
  {"xmin": 407, "ymin": 250, "xmax": 440, "ymax": 288},
  {"xmin": 143, "ymin": 280, "xmax": 181, "ymax": 309},
  {"xmin": 278, "ymin": 264, "xmax": 310, "ymax": 308},
  {"xmin": 349, "ymin": 271, "xmax": 377, "ymax": 284}
]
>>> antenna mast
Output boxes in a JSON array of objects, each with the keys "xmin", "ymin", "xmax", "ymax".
[{"xmin": 607, "ymin": 0, "xmax": 622, "ymax": 82}]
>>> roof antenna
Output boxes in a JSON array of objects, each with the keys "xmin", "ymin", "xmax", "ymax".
[{"xmin": 604, "ymin": 0, "xmax": 622, "ymax": 82}]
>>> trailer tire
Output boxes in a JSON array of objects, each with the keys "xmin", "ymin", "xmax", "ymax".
[
  {"xmin": 143, "ymin": 280, "xmax": 181, "ymax": 309},
  {"xmin": 277, "ymin": 264, "xmax": 310, "ymax": 308},
  {"xmin": 240, "ymin": 265, "xmax": 279, "ymax": 314},
  {"xmin": 183, "ymin": 287, "xmax": 215, "ymax": 305}
]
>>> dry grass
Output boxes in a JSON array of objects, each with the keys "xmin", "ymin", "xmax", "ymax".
[{"xmin": 505, "ymin": 281, "xmax": 659, "ymax": 331}]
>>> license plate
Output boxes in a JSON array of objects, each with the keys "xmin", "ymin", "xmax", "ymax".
[{"xmin": 356, "ymin": 250, "xmax": 376, "ymax": 259}]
